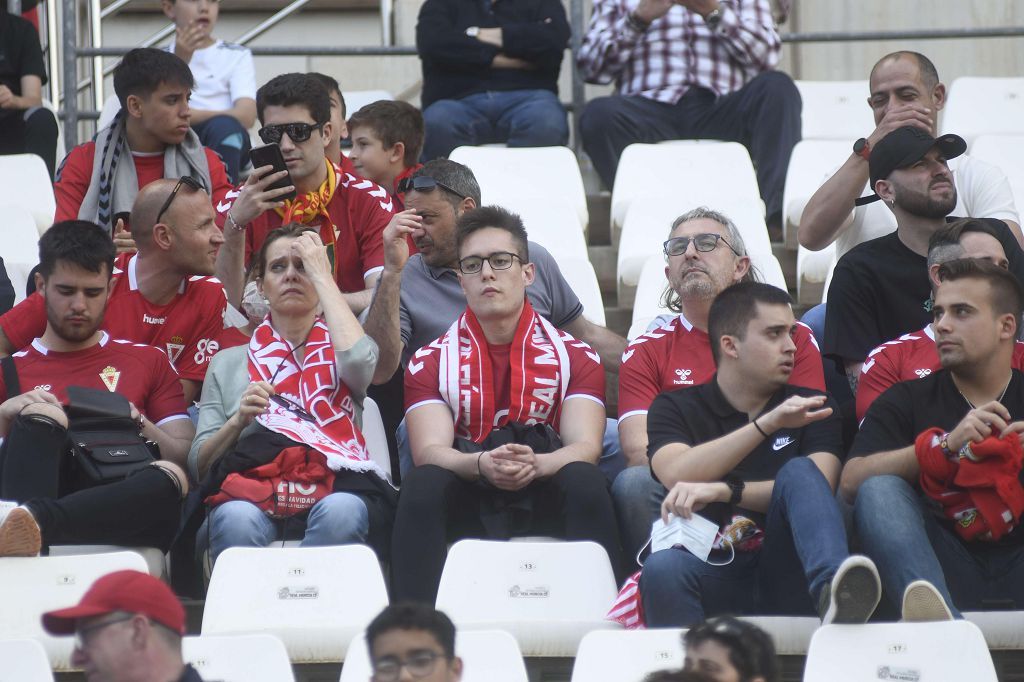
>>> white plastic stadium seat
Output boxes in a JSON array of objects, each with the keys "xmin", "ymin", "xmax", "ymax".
[
  {"xmin": 96, "ymin": 94, "xmax": 122, "ymax": 132},
  {"xmin": 183, "ymin": 634, "xmax": 296, "ymax": 682},
  {"xmin": 47, "ymin": 545, "xmax": 167, "ymax": 578},
  {"xmin": 616, "ymin": 195, "xmax": 772, "ymax": 306},
  {"xmin": 963, "ymin": 611, "xmax": 1024, "ymax": 650},
  {"xmin": 782, "ymin": 140, "xmax": 854, "ymax": 244},
  {"xmin": 969, "ymin": 134, "xmax": 1024, "ymax": 222},
  {"xmin": 0, "ymin": 638, "xmax": 55, "ymax": 682},
  {"xmin": 610, "ymin": 141, "xmax": 762, "ymax": 235},
  {"xmin": 0, "ymin": 551, "xmax": 149, "ymax": 671},
  {"xmin": 343, "ymin": 90, "xmax": 394, "ymax": 116},
  {"xmin": 557, "ymin": 257, "xmax": 606, "ymax": 327},
  {"xmin": 570, "ymin": 628, "xmax": 685, "ymax": 682},
  {"xmin": 450, "ymin": 146, "xmax": 588, "ymax": 230},
  {"xmin": 2, "ymin": 204, "xmax": 39, "ymax": 306},
  {"xmin": 941, "ymin": 77, "xmax": 1024, "ymax": 144},
  {"xmin": 434, "ymin": 540, "xmax": 621, "ymax": 657},
  {"xmin": 513, "ymin": 197, "xmax": 589, "ymax": 261},
  {"xmin": 361, "ymin": 397, "xmax": 393, "ymax": 482},
  {"xmin": 202, "ymin": 545, "xmax": 388, "ymax": 663},
  {"xmin": 794, "ymin": 80, "xmax": 872, "ymax": 141},
  {"xmin": 796, "ymin": 243, "xmax": 837, "ymax": 307},
  {"xmin": 0, "ymin": 154, "xmax": 55, "ymax": 235},
  {"xmin": 804, "ymin": 621, "xmax": 997, "ymax": 682},
  {"xmin": 339, "ymin": 629, "xmax": 529, "ymax": 682}
]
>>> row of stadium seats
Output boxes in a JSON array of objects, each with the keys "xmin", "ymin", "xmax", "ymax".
[{"xmin": 1, "ymin": 542, "xmax": 1011, "ymax": 681}]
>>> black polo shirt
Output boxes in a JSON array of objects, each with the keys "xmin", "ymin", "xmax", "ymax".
[
  {"xmin": 647, "ymin": 377, "xmax": 842, "ymax": 526},
  {"xmin": 823, "ymin": 218, "xmax": 1024, "ymax": 365},
  {"xmin": 0, "ymin": 12, "xmax": 47, "ymax": 122},
  {"xmin": 852, "ymin": 368, "xmax": 1024, "ymax": 545}
]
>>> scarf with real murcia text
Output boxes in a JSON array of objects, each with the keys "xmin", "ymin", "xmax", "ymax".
[
  {"xmin": 426, "ymin": 300, "xmax": 574, "ymax": 443},
  {"xmin": 248, "ymin": 317, "xmax": 386, "ymax": 480}
]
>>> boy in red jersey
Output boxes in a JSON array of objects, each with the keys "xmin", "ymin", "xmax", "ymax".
[
  {"xmin": 0, "ymin": 221, "xmax": 192, "ymax": 557},
  {"xmin": 0, "ymin": 178, "xmax": 229, "ymax": 404}
]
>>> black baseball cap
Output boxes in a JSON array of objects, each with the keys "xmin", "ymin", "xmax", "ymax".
[{"xmin": 855, "ymin": 126, "xmax": 967, "ymax": 206}]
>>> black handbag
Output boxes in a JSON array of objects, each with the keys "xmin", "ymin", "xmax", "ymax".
[{"xmin": 64, "ymin": 386, "xmax": 159, "ymax": 484}]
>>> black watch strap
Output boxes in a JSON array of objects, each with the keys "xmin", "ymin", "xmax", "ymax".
[{"xmin": 725, "ymin": 476, "xmax": 745, "ymax": 505}]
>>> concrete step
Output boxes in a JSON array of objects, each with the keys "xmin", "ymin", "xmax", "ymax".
[{"xmin": 585, "ymin": 193, "xmax": 612, "ymax": 246}]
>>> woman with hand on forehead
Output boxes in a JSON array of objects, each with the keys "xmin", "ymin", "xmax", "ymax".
[{"xmin": 190, "ymin": 223, "xmax": 395, "ymax": 564}]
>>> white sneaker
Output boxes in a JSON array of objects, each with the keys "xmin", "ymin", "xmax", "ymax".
[
  {"xmin": 901, "ymin": 580, "xmax": 954, "ymax": 622},
  {"xmin": 0, "ymin": 501, "xmax": 42, "ymax": 557},
  {"xmin": 820, "ymin": 555, "xmax": 882, "ymax": 625}
]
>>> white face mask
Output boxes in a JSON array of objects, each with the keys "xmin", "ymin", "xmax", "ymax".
[
  {"xmin": 241, "ymin": 280, "xmax": 270, "ymax": 322},
  {"xmin": 651, "ymin": 513, "xmax": 720, "ymax": 561}
]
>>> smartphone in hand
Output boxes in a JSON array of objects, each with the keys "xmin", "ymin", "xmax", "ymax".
[{"xmin": 249, "ymin": 144, "xmax": 298, "ymax": 202}]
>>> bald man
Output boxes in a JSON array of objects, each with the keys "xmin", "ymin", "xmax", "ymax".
[{"xmin": 0, "ymin": 179, "xmax": 229, "ymax": 403}]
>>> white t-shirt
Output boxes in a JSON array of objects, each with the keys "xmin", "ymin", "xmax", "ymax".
[
  {"xmin": 836, "ymin": 154, "xmax": 1020, "ymax": 257},
  {"xmin": 167, "ymin": 39, "xmax": 256, "ymax": 112}
]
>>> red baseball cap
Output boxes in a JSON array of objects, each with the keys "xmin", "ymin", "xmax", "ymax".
[{"xmin": 42, "ymin": 570, "xmax": 186, "ymax": 636}]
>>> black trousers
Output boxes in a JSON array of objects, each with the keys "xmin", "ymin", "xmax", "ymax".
[
  {"xmin": 390, "ymin": 461, "xmax": 622, "ymax": 603},
  {"xmin": 0, "ymin": 415, "xmax": 182, "ymax": 551},
  {"xmin": 580, "ymin": 71, "xmax": 802, "ymax": 222},
  {"xmin": 0, "ymin": 107, "xmax": 59, "ymax": 180}
]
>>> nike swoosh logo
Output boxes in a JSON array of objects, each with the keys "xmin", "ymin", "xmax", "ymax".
[{"xmin": 772, "ymin": 438, "xmax": 794, "ymax": 451}]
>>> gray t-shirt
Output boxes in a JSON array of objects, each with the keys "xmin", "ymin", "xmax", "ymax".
[{"xmin": 399, "ymin": 241, "xmax": 584, "ymax": 365}]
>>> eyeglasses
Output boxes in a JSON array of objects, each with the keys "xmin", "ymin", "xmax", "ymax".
[
  {"xmin": 663, "ymin": 233, "xmax": 740, "ymax": 257},
  {"xmin": 74, "ymin": 615, "xmax": 135, "ymax": 650},
  {"xmin": 269, "ymin": 393, "xmax": 316, "ymax": 422},
  {"xmin": 258, "ymin": 122, "xmax": 324, "ymax": 145},
  {"xmin": 371, "ymin": 650, "xmax": 446, "ymax": 681},
  {"xmin": 155, "ymin": 175, "xmax": 203, "ymax": 224},
  {"xmin": 458, "ymin": 251, "xmax": 522, "ymax": 275},
  {"xmin": 396, "ymin": 175, "xmax": 467, "ymax": 200}
]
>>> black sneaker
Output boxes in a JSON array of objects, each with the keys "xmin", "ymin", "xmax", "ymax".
[{"xmin": 819, "ymin": 555, "xmax": 881, "ymax": 625}]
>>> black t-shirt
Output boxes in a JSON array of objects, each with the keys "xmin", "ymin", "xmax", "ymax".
[
  {"xmin": 647, "ymin": 377, "xmax": 842, "ymax": 526},
  {"xmin": 823, "ymin": 218, "xmax": 1024, "ymax": 364},
  {"xmin": 0, "ymin": 11, "xmax": 47, "ymax": 120},
  {"xmin": 851, "ymin": 368, "xmax": 1024, "ymax": 544}
]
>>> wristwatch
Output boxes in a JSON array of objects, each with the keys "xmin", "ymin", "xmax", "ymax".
[
  {"xmin": 725, "ymin": 477, "xmax": 745, "ymax": 505},
  {"xmin": 703, "ymin": 7, "xmax": 723, "ymax": 30},
  {"xmin": 853, "ymin": 137, "xmax": 871, "ymax": 161},
  {"xmin": 465, "ymin": 26, "xmax": 480, "ymax": 38}
]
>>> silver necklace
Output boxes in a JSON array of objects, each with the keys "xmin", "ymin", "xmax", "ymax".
[{"xmin": 955, "ymin": 373, "xmax": 1012, "ymax": 410}]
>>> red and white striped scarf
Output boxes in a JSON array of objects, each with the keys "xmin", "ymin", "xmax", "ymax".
[
  {"xmin": 437, "ymin": 301, "xmax": 571, "ymax": 443},
  {"xmin": 248, "ymin": 317, "xmax": 384, "ymax": 479}
]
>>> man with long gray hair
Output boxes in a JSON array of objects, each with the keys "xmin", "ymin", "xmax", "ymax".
[{"xmin": 613, "ymin": 207, "xmax": 826, "ymax": 558}]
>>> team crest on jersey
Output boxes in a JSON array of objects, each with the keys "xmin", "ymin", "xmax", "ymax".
[
  {"xmin": 99, "ymin": 366, "xmax": 120, "ymax": 392},
  {"xmin": 166, "ymin": 335, "xmax": 185, "ymax": 364}
]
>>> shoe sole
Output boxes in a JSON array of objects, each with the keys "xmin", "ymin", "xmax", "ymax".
[
  {"xmin": 902, "ymin": 582, "xmax": 953, "ymax": 622},
  {"xmin": 830, "ymin": 563, "xmax": 881, "ymax": 624},
  {"xmin": 0, "ymin": 507, "xmax": 42, "ymax": 557}
]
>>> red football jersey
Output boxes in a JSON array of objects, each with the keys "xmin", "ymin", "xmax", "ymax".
[
  {"xmin": 0, "ymin": 253, "xmax": 228, "ymax": 382},
  {"xmin": 857, "ymin": 326, "xmax": 1024, "ymax": 421},
  {"xmin": 216, "ymin": 164, "xmax": 395, "ymax": 294},
  {"xmin": 3, "ymin": 333, "xmax": 189, "ymax": 425},
  {"xmin": 54, "ymin": 142, "xmax": 232, "ymax": 224},
  {"xmin": 618, "ymin": 313, "xmax": 826, "ymax": 421},
  {"xmin": 404, "ymin": 334, "xmax": 606, "ymax": 434}
]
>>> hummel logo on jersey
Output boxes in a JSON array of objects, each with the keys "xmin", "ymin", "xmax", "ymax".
[
  {"xmin": 914, "ymin": 368, "xmax": 932, "ymax": 378},
  {"xmin": 143, "ymin": 313, "xmax": 166, "ymax": 325},
  {"xmin": 673, "ymin": 368, "xmax": 694, "ymax": 385},
  {"xmin": 772, "ymin": 436, "xmax": 795, "ymax": 451}
]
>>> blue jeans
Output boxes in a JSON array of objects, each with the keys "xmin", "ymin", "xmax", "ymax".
[
  {"xmin": 611, "ymin": 465, "xmax": 667, "ymax": 567},
  {"xmin": 198, "ymin": 493, "xmax": 369, "ymax": 564},
  {"xmin": 639, "ymin": 457, "xmax": 849, "ymax": 627},
  {"xmin": 854, "ymin": 475, "xmax": 1024, "ymax": 616},
  {"xmin": 193, "ymin": 114, "xmax": 251, "ymax": 183},
  {"xmin": 801, "ymin": 303, "xmax": 826, "ymax": 343},
  {"xmin": 421, "ymin": 89, "xmax": 569, "ymax": 160},
  {"xmin": 396, "ymin": 417, "xmax": 626, "ymax": 483}
]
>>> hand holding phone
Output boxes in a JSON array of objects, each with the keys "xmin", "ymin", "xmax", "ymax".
[
  {"xmin": 249, "ymin": 144, "xmax": 297, "ymax": 202},
  {"xmin": 227, "ymin": 146, "xmax": 297, "ymax": 226}
]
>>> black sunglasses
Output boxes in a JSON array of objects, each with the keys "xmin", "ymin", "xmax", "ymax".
[
  {"xmin": 258, "ymin": 122, "xmax": 324, "ymax": 145},
  {"xmin": 397, "ymin": 175, "xmax": 467, "ymax": 199},
  {"xmin": 155, "ymin": 175, "xmax": 203, "ymax": 224},
  {"xmin": 663, "ymin": 233, "xmax": 740, "ymax": 257}
]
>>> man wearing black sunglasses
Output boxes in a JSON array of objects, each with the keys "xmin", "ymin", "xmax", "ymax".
[
  {"xmin": 0, "ymin": 178, "xmax": 230, "ymax": 405},
  {"xmin": 215, "ymin": 73, "xmax": 396, "ymax": 315},
  {"xmin": 614, "ymin": 207, "xmax": 826, "ymax": 559}
]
